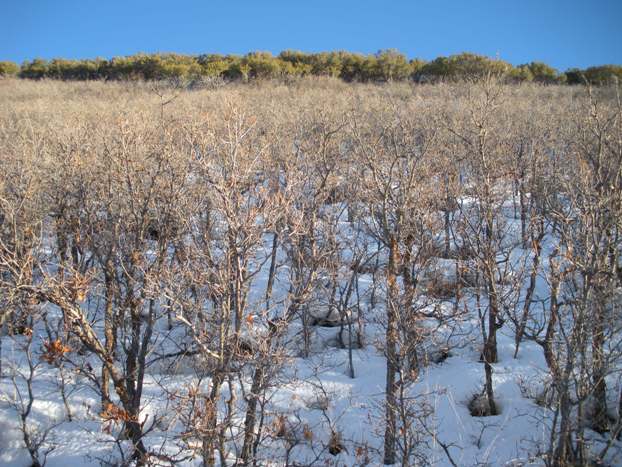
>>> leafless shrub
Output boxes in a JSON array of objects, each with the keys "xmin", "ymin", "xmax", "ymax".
[{"xmin": 0, "ymin": 77, "xmax": 620, "ymax": 466}]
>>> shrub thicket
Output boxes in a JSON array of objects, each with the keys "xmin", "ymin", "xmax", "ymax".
[{"xmin": 5, "ymin": 51, "xmax": 619, "ymax": 85}]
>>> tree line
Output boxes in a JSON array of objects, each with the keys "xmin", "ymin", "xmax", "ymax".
[{"xmin": 1, "ymin": 50, "xmax": 621, "ymax": 84}]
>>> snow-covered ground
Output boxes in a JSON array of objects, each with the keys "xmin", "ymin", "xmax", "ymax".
[
  {"xmin": 0, "ymin": 321, "xmax": 557, "ymax": 466},
  {"xmin": 1, "ymin": 200, "xmax": 620, "ymax": 466}
]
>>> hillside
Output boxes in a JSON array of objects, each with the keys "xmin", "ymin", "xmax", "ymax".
[{"xmin": 0, "ymin": 78, "xmax": 621, "ymax": 466}]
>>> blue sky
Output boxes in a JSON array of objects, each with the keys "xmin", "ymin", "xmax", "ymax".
[{"xmin": 1, "ymin": 1, "xmax": 621, "ymax": 71}]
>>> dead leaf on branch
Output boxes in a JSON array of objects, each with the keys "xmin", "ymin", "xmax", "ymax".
[{"xmin": 41, "ymin": 339, "xmax": 71, "ymax": 365}]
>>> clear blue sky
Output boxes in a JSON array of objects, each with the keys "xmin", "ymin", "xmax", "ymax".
[{"xmin": 1, "ymin": 0, "xmax": 621, "ymax": 71}]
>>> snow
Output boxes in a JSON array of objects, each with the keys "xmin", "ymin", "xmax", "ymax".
[{"xmin": 1, "ymin": 199, "xmax": 620, "ymax": 466}]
